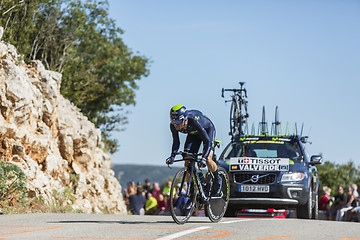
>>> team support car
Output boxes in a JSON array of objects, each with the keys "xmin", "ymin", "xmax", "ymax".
[{"xmin": 217, "ymin": 135, "xmax": 322, "ymax": 219}]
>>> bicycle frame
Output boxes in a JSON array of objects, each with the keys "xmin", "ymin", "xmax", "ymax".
[{"xmin": 172, "ymin": 154, "xmax": 210, "ymax": 203}]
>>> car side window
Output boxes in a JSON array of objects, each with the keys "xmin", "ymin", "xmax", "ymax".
[{"xmin": 287, "ymin": 141, "xmax": 303, "ymax": 162}]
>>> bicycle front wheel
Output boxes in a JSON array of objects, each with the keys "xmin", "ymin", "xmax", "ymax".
[
  {"xmin": 205, "ymin": 167, "xmax": 230, "ymax": 222},
  {"xmin": 169, "ymin": 167, "xmax": 197, "ymax": 224}
]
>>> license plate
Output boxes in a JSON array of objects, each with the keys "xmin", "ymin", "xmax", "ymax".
[{"xmin": 239, "ymin": 185, "xmax": 270, "ymax": 193}]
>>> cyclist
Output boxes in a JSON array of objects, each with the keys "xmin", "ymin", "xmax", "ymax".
[{"xmin": 166, "ymin": 105, "xmax": 222, "ymax": 200}]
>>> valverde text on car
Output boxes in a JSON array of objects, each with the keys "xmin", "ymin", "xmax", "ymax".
[{"xmin": 217, "ymin": 134, "xmax": 323, "ymax": 219}]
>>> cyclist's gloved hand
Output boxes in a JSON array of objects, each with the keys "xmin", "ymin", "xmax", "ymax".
[
  {"xmin": 166, "ymin": 156, "xmax": 175, "ymax": 165},
  {"xmin": 199, "ymin": 158, "xmax": 207, "ymax": 168}
]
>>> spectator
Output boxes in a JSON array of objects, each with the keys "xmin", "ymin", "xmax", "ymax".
[
  {"xmin": 152, "ymin": 182, "xmax": 162, "ymax": 201},
  {"xmin": 157, "ymin": 194, "xmax": 168, "ymax": 215},
  {"xmin": 130, "ymin": 181, "xmax": 136, "ymax": 191},
  {"xmin": 336, "ymin": 186, "xmax": 356, "ymax": 221},
  {"xmin": 143, "ymin": 179, "xmax": 152, "ymax": 193},
  {"xmin": 123, "ymin": 181, "xmax": 136, "ymax": 206},
  {"xmin": 329, "ymin": 186, "xmax": 346, "ymax": 221},
  {"xmin": 128, "ymin": 186, "xmax": 146, "ymax": 215},
  {"xmin": 346, "ymin": 206, "xmax": 360, "ymax": 221},
  {"xmin": 162, "ymin": 181, "xmax": 172, "ymax": 200},
  {"xmin": 145, "ymin": 192, "xmax": 158, "ymax": 215},
  {"xmin": 319, "ymin": 186, "xmax": 331, "ymax": 211},
  {"xmin": 345, "ymin": 184, "xmax": 360, "ymax": 221},
  {"xmin": 352, "ymin": 184, "xmax": 359, "ymax": 207}
]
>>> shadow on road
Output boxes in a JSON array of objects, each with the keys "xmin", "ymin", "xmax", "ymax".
[
  {"xmin": 48, "ymin": 219, "xmax": 210, "ymax": 225},
  {"xmin": 48, "ymin": 220, "xmax": 154, "ymax": 224}
]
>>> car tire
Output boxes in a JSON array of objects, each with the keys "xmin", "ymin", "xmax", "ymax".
[
  {"xmin": 312, "ymin": 191, "xmax": 319, "ymax": 220},
  {"xmin": 224, "ymin": 206, "xmax": 236, "ymax": 217},
  {"xmin": 296, "ymin": 189, "xmax": 312, "ymax": 219}
]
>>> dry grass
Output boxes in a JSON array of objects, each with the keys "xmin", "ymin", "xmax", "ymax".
[{"xmin": 0, "ymin": 188, "xmax": 83, "ymax": 214}]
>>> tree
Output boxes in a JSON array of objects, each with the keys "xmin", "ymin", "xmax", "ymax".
[
  {"xmin": 0, "ymin": 0, "xmax": 150, "ymax": 153},
  {"xmin": 60, "ymin": 0, "xmax": 149, "ymax": 153},
  {"xmin": 317, "ymin": 161, "xmax": 360, "ymax": 196}
]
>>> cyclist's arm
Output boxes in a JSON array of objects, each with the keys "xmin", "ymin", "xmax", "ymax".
[{"xmin": 170, "ymin": 123, "xmax": 180, "ymax": 156}]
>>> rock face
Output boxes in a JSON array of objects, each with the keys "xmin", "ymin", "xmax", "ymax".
[{"xmin": 0, "ymin": 28, "xmax": 126, "ymax": 214}]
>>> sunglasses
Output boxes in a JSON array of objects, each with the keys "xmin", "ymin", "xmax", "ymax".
[{"xmin": 171, "ymin": 119, "xmax": 183, "ymax": 124}]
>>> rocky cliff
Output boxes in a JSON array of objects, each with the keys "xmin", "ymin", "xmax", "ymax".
[{"xmin": 0, "ymin": 28, "xmax": 126, "ymax": 214}]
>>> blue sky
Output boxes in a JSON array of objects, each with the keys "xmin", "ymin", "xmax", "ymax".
[{"xmin": 107, "ymin": 0, "xmax": 360, "ymax": 166}]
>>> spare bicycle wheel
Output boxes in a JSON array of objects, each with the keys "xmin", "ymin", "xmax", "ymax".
[
  {"xmin": 229, "ymin": 100, "xmax": 240, "ymax": 137},
  {"xmin": 169, "ymin": 167, "xmax": 198, "ymax": 224},
  {"xmin": 205, "ymin": 167, "xmax": 230, "ymax": 222}
]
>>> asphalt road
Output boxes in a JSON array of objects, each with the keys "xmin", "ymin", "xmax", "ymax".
[{"xmin": 0, "ymin": 213, "xmax": 359, "ymax": 240}]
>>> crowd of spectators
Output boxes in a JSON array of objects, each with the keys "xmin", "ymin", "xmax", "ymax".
[
  {"xmin": 123, "ymin": 179, "xmax": 173, "ymax": 215},
  {"xmin": 123, "ymin": 178, "xmax": 360, "ymax": 221},
  {"xmin": 319, "ymin": 183, "xmax": 360, "ymax": 222}
]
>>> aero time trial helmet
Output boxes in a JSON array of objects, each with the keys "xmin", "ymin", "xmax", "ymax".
[{"xmin": 170, "ymin": 105, "xmax": 188, "ymax": 124}]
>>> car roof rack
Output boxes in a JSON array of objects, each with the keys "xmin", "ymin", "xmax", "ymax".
[{"xmin": 239, "ymin": 106, "xmax": 311, "ymax": 144}]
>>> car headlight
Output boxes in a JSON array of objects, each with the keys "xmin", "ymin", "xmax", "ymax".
[{"xmin": 281, "ymin": 172, "xmax": 305, "ymax": 182}]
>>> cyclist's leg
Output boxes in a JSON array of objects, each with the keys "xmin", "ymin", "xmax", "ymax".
[
  {"xmin": 205, "ymin": 150, "xmax": 217, "ymax": 172},
  {"xmin": 184, "ymin": 135, "xmax": 202, "ymax": 209},
  {"xmin": 205, "ymin": 150, "xmax": 222, "ymax": 197},
  {"xmin": 183, "ymin": 134, "xmax": 200, "ymax": 179},
  {"xmin": 204, "ymin": 126, "xmax": 217, "ymax": 172},
  {"xmin": 184, "ymin": 134, "xmax": 202, "ymax": 166},
  {"xmin": 204, "ymin": 129, "xmax": 222, "ymax": 197},
  {"xmin": 204, "ymin": 127, "xmax": 217, "ymax": 171}
]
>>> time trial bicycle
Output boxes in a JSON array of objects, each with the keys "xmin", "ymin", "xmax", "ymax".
[{"xmin": 167, "ymin": 148, "xmax": 230, "ymax": 224}]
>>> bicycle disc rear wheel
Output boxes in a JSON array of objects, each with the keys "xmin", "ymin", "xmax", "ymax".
[
  {"xmin": 205, "ymin": 167, "xmax": 230, "ymax": 222},
  {"xmin": 169, "ymin": 167, "xmax": 197, "ymax": 224}
]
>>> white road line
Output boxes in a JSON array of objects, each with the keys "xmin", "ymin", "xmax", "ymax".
[
  {"xmin": 221, "ymin": 219, "xmax": 255, "ymax": 224},
  {"xmin": 156, "ymin": 226, "xmax": 210, "ymax": 240}
]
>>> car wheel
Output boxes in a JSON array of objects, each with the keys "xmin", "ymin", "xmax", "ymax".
[
  {"xmin": 312, "ymin": 191, "xmax": 319, "ymax": 219},
  {"xmin": 296, "ymin": 189, "xmax": 312, "ymax": 219},
  {"xmin": 224, "ymin": 206, "xmax": 236, "ymax": 217}
]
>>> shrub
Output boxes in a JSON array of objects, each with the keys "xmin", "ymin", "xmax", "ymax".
[{"xmin": 0, "ymin": 161, "xmax": 27, "ymax": 202}]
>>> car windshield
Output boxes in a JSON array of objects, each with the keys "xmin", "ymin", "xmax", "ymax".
[{"xmin": 222, "ymin": 139, "xmax": 303, "ymax": 162}]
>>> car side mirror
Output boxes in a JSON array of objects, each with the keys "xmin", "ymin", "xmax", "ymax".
[{"xmin": 310, "ymin": 155, "xmax": 323, "ymax": 164}]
